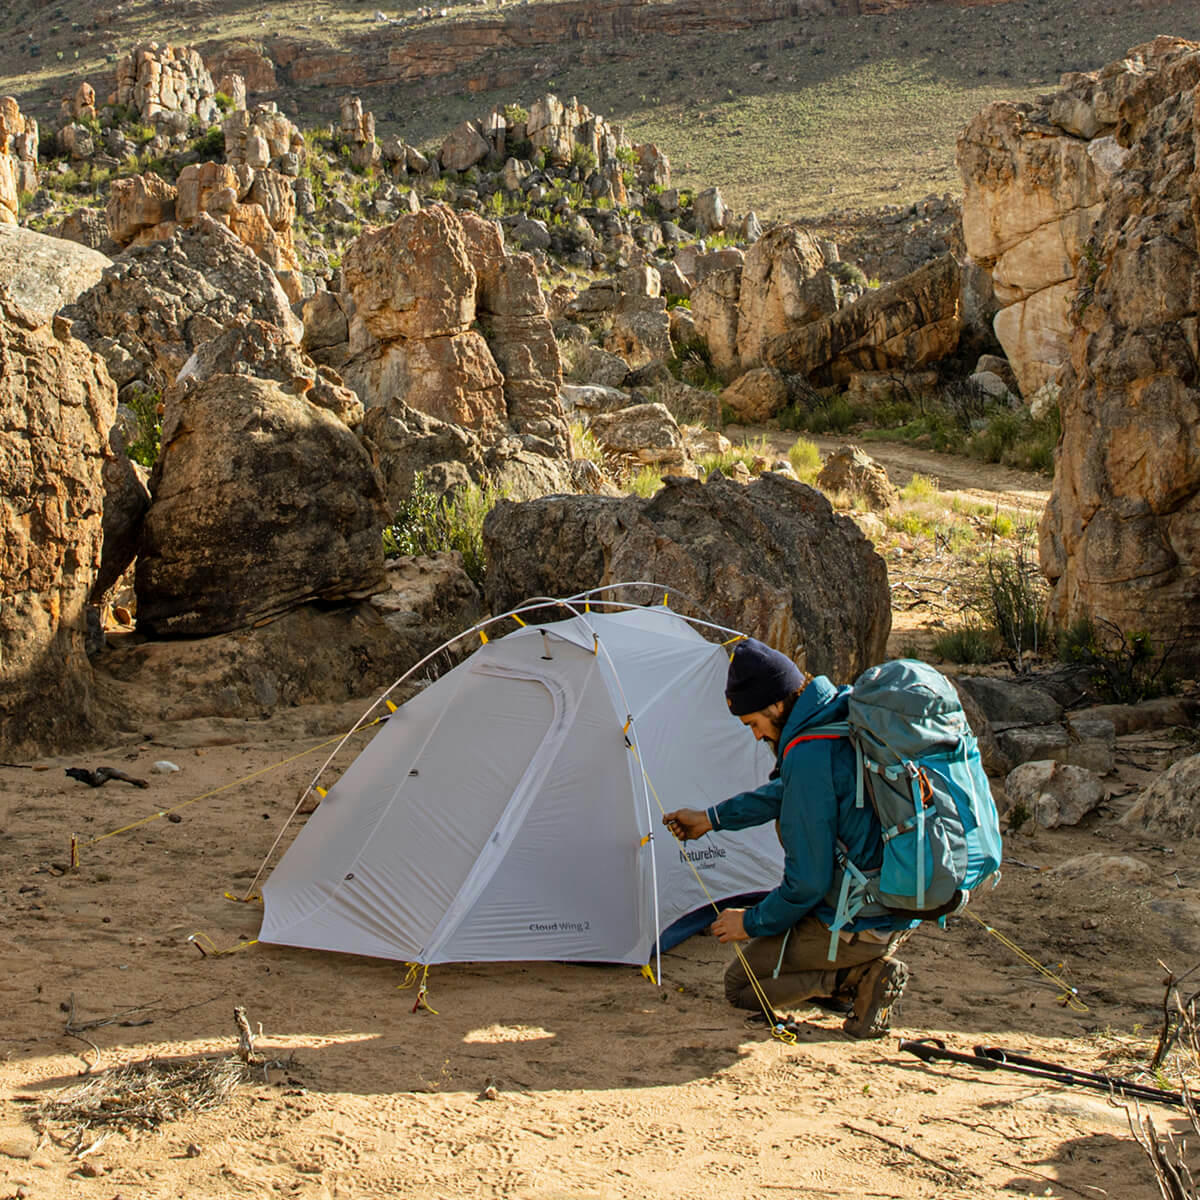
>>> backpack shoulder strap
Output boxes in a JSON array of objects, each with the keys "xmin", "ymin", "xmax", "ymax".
[{"xmin": 781, "ymin": 721, "xmax": 850, "ymax": 761}]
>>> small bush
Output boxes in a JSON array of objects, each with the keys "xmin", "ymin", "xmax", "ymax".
[
  {"xmin": 214, "ymin": 91, "xmax": 234, "ymax": 114},
  {"xmin": 628, "ymin": 465, "xmax": 663, "ymax": 497},
  {"xmin": 1058, "ymin": 617, "xmax": 1178, "ymax": 704},
  {"xmin": 932, "ymin": 622, "xmax": 999, "ymax": 665},
  {"xmin": 381, "ymin": 475, "xmax": 504, "ymax": 588},
  {"xmin": 503, "ymin": 103, "xmax": 529, "ymax": 125},
  {"xmin": 194, "ymin": 126, "xmax": 224, "ymax": 158},
  {"xmin": 570, "ymin": 420, "xmax": 605, "ymax": 467},
  {"xmin": 901, "ymin": 472, "xmax": 939, "ymax": 502},
  {"xmin": 787, "ymin": 436, "xmax": 821, "ymax": 482},
  {"xmin": 570, "ymin": 143, "xmax": 597, "ymax": 173},
  {"xmin": 978, "ymin": 541, "xmax": 1048, "ymax": 665},
  {"xmin": 125, "ymin": 389, "xmax": 163, "ymax": 468}
]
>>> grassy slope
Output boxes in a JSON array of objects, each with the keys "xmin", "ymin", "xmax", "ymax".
[{"xmin": 2, "ymin": 2, "xmax": 1199, "ymax": 221}]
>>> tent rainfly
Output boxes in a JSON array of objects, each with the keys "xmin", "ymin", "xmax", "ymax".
[{"xmin": 260, "ymin": 604, "xmax": 783, "ymax": 971}]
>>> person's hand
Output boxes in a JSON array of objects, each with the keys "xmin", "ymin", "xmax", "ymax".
[
  {"xmin": 662, "ymin": 808, "xmax": 712, "ymax": 841},
  {"xmin": 710, "ymin": 908, "xmax": 749, "ymax": 943}
]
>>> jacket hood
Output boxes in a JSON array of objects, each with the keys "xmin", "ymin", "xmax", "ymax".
[{"xmin": 776, "ymin": 675, "xmax": 850, "ymax": 759}]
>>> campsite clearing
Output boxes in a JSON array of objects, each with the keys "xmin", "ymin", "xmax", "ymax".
[{"xmin": 2, "ymin": 690, "xmax": 1197, "ymax": 1198}]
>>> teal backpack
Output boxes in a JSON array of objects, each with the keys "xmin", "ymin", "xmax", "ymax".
[{"xmin": 783, "ymin": 659, "xmax": 1003, "ymax": 960}]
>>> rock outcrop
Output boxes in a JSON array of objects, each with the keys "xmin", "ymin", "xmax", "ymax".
[
  {"xmin": 111, "ymin": 43, "xmax": 219, "ymax": 124},
  {"xmin": 136, "ymin": 373, "xmax": 388, "ymax": 637},
  {"xmin": 483, "ymin": 472, "xmax": 890, "ymax": 681},
  {"xmin": 958, "ymin": 37, "xmax": 1197, "ymax": 398},
  {"xmin": 1037, "ymin": 38, "xmax": 1200, "ymax": 664},
  {"xmin": 340, "ymin": 206, "xmax": 573, "ymax": 505},
  {"xmin": 67, "ymin": 215, "xmax": 303, "ymax": 396},
  {"xmin": 765, "ymin": 253, "xmax": 962, "ymax": 385},
  {"xmin": 0, "ymin": 96, "xmax": 38, "ymax": 225},
  {"xmin": 0, "ymin": 288, "xmax": 117, "ymax": 758},
  {"xmin": 106, "ymin": 160, "xmax": 300, "ymax": 271}
]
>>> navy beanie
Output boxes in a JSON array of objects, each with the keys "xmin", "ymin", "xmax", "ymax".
[{"xmin": 725, "ymin": 638, "xmax": 806, "ymax": 716}]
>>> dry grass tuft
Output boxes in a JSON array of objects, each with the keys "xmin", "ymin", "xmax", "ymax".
[{"xmin": 39, "ymin": 1056, "xmax": 246, "ymax": 1149}]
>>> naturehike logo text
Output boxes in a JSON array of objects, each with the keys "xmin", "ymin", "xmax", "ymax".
[{"xmin": 680, "ymin": 846, "xmax": 727, "ymax": 867}]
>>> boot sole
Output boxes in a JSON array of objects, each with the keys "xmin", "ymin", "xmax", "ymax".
[{"xmin": 843, "ymin": 960, "xmax": 909, "ymax": 1040}]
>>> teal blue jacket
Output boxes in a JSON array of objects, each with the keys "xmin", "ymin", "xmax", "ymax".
[{"xmin": 706, "ymin": 676, "xmax": 909, "ymax": 939}]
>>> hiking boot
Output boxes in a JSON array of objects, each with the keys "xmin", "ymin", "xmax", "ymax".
[{"xmin": 843, "ymin": 958, "xmax": 909, "ymax": 1040}]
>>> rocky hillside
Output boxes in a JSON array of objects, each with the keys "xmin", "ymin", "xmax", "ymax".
[{"xmin": 3, "ymin": 0, "xmax": 1200, "ymax": 217}]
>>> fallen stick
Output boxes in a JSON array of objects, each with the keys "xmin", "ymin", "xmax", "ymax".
[
  {"xmin": 841, "ymin": 1121, "xmax": 977, "ymax": 1180},
  {"xmin": 995, "ymin": 1158, "xmax": 1107, "ymax": 1198}
]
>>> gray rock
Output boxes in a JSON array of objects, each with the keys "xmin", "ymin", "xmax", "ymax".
[
  {"xmin": 560, "ymin": 383, "xmax": 632, "ymax": 416},
  {"xmin": 956, "ymin": 676, "xmax": 1064, "ymax": 727},
  {"xmin": 587, "ymin": 402, "xmax": 686, "ymax": 467},
  {"xmin": 1004, "ymin": 760, "xmax": 1106, "ymax": 829},
  {"xmin": 996, "ymin": 723, "xmax": 1114, "ymax": 774},
  {"xmin": 0, "ymin": 224, "xmax": 112, "ymax": 326},
  {"xmin": 483, "ymin": 472, "xmax": 890, "ymax": 682},
  {"xmin": 1049, "ymin": 853, "xmax": 1153, "ymax": 883},
  {"xmin": 1121, "ymin": 752, "xmax": 1200, "ymax": 839}
]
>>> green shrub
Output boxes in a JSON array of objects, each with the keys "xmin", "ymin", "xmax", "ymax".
[
  {"xmin": 130, "ymin": 122, "xmax": 156, "ymax": 145},
  {"xmin": 932, "ymin": 623, "xmax": 999, "ymax": 665},
  {"xmin": 901, "ymin": 472, "xmax": 939, "ymax": 502},
  {"xmin": 570, "ymin": 420, "xmax": 605, "ymax": 467},
  {"xmin": 978, "ymin": 542, "xmax": 1047, "ymax": 664},
  {"xmin": 382, "ymin": 475, "xmax": 504, "ymax": 588},
  {"xmin": 503, "ymin": 103, "xmax": 529, "ymax": 125},
  {"xmin": 214, "ymin": 91, "xmax": 234, "ymax": 114},
  {"xmin": 628, "ymin": 465, "xmax": 664, "ymax": 498},
  {"xmin": 194, "ymin": 125, "xmax": 224, "ymax": 157},
  {"xmin": 787, "ymin": 436, "xmax": 821, "ymax": 482},
  {"xmin": 1058, "ymin": 617, "xmax": 1177, "ymax": 704},
  {"xmin": 125, "ymin": 389, "xmax": 163, "ymax": 468},
  {"xmin": 570, "ymin": 143, "xmax": 597, "ymax": 173}
]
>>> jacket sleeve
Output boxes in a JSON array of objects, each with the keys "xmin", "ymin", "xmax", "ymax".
[
  {"xmin": 741, "ymin": 746, "xmax": 839, "ymax": 938},
  {"xmin": 706, "ymin": 777, "xmax": 783, "ymax": 833}
]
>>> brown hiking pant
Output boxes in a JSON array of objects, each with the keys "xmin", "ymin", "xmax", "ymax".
[{"xmin": 724, "ymin": 914, "xmax": 910, "ymax": 1011}]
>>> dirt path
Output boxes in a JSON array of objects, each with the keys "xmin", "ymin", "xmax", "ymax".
[{"xmin": 734, "ymin": 426, "xmax": 1052, "ymax": 516}]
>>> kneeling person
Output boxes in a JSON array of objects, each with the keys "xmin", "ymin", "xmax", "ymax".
[{"xmin": 664, "ymin": 639, "xmax": 913, "ymax": 1039}]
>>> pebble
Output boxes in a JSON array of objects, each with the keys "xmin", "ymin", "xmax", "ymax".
[{"xmin": 152, "ymin": 761, "xmax": 180, "ymax": 774}]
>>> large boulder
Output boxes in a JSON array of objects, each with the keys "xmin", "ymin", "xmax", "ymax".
[
  {"xmin": 483, "ymin": 472, "xmax": 890, "ymax": 681},
  {"xmin": 735, "ymin": 225, "xmax": 832, "ymax": 370},
  {"xmin": 66, "ymin": 215, "xmax": 302, "ymax": 394},
  {"xmin": 1038, "ymin": 39, "xmax": 1200, "ymax": 667},
  {"xmin": 0, "ymin": 224, "xmax": 111, "ymax": 324},
  {"xmin": 106, "ymin": 171, "xmax": 178, "ymax": 246},
  {"xmin": 815, "ymin": 444, "xmax": 899, "ymax": 512},
  {"xmin": 586, "ymin": 403, "xmax": 687, "ymax": 468},
  {"xmin": 178, "ymin": 318, "xmax": 363, "ymax": 427},
  {"xmin": 135, "ymin": 374, "xmax": 388, "ymax": 637},
  {"xmin": 764, "ymin": 253, "xmax": 961, "ymax": 385},
  {"xmin": 721, "ymin": 367, "xmax": 789, "ymax": 424},
  {"xmin": 0, "ymin": 289, "xmax": 117, "ymax": 758},
  {"xmin": 1121, "ymin": 753, "xmax": 1200, "ymax": 839},
  {"xmin": 1004, "ymin": 760, "xmax": 1106, "ymax": 829},
  {"xmin": 690, "ymin": 268, "xmax": 742, "ymax": 375}
]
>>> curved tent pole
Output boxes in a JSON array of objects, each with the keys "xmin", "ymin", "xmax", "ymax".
[
  {"xmin": 245, "ymin": 596, "xmax": 597, "ymax": 900},
  {"xmin": 250, "ymin": 583, "xmax": 758, "ymax": 980}
]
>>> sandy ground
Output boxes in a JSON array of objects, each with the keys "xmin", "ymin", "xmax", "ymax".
[
  {"xmin": 3, "ymin": 445, "xmax": 1197, "ymax": 1199},
  {"xmin": 2, "ymin": 692, "xmax": 1199, "ymax": 1200}
]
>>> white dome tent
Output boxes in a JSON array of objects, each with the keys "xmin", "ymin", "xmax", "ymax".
[{"xmin": 258, "ymin": 587, "xmax": 783, "ymax": 981}]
